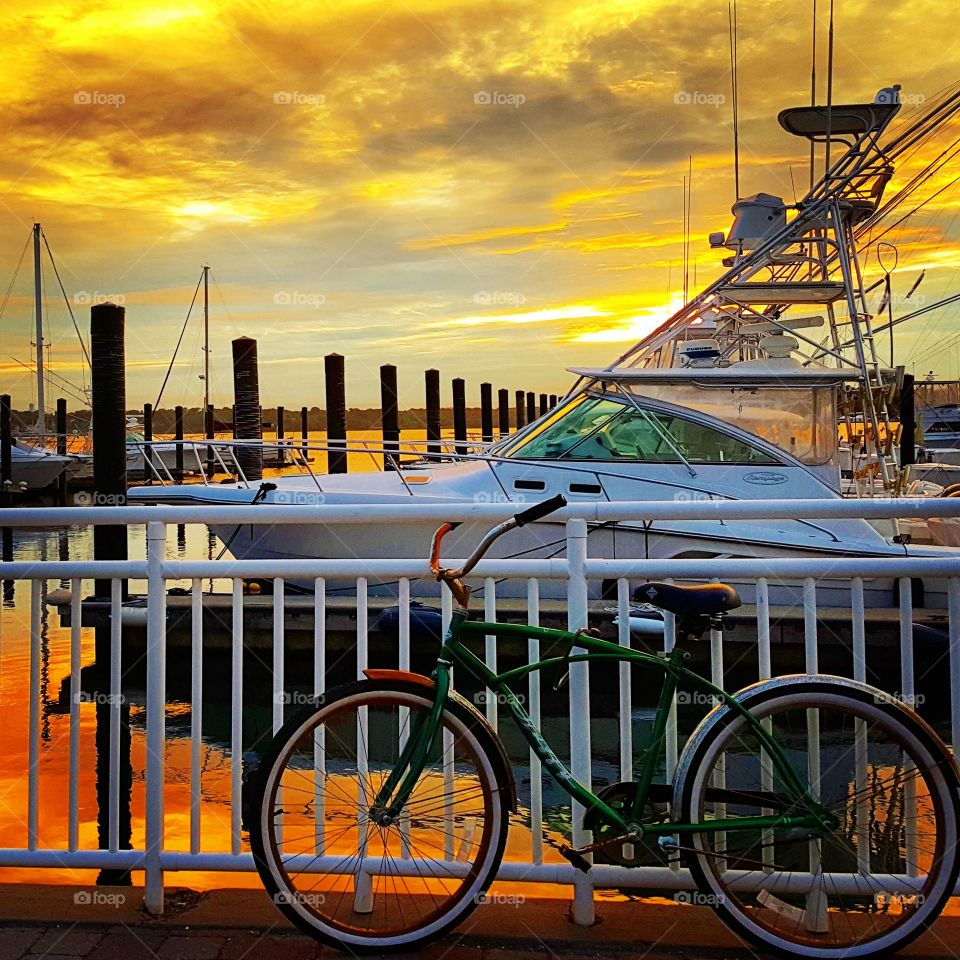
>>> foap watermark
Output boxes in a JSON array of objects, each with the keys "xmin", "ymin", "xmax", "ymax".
[
  {"xmin": 274, "ymin": 91, "xmax": 326, "ymax": 106},
  {"xmin": 674, "ymin": 91, "xmax": 726, "ymax": 108},
  {"xmin": 74, "ymin": 890, "xmax": 126, "ymax": 907},
  {"xmin": 874, "ymin": 691, "xmax": 925, "ymax": 708},
  {"xmin": 474, "ymin": 491, "xmax": 523, "ymax": 505},
  {"xmin": 676, "ymin": 691, "xmax": 722, "ymax": 707},
  {"xmin": 474, "ymin": 90, "xmax": 525, "ymax": 108},
  {"xmin": 74, "ymin": 291, "xmax": 125, "ymax": 306},
  {"xmin": 274, "ymin": 290, "xmax": 326, "ymax": 308},
  {"xmin": 474, "ymin": 891, "xmax": 525, "ymax": 906},
  {"xmin": 672, "ymin": 490, "xmax": 715, "ymax": 503},
  {"xmin": 875, "ymin": 891, "xmax": 925, "ymax": 908},
  {"xmin": 275, "ymin": 690, "xmax": 319, "ymax": 706},
  {"xmin": 674, "ymin": 890, "xmax": 724, "ymax": 906},
  {"xmin": 474, "ymin": 291, "xmax": 527, "ymax": 307},
  {"xmin": 274, "ymin": 891, "xmax": 326, "ymax": 907},
  {"xmin": 273, "ymin": 490, "xmax": 326, "ymax": 505},
  {"xmin": 74, "ymin": 691, "xmax": 126, "ymax": 706},
  {"xmin": 474, "ymin": 691, "xmax": 525, "ymax": 706},
  {"xmin": 74, "ymin": 90, "xmax": 125, "ymax": 108},
  {"xmin": 74, "ymin": 491, "xmax": 127, "ymax": 506}
]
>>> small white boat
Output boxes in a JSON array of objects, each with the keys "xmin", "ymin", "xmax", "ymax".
[{"xmin": 7, "ymin": 442, "xmax": 71, "ymax": 491}]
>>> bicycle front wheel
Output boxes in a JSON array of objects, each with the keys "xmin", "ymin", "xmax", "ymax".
[
  {"xmin": 676, "ymin": 679, "xmax": 960, "ymax": 959},
  {"xmin": 251, "ymin": 679, "xmax": 510, "ymax": 953}
]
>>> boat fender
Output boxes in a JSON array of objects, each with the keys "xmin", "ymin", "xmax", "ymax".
[{"xmin": 374, "ymin": 604, "xmax": 444, "ymax": 643}]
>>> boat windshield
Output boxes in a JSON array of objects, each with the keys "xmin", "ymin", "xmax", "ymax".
[
  {"xmin": 500, "ymin": 394, "xmax": 778, "ymax": 463},
  {"xmin": 623, "ymin": 381, "xmax": 836, "ymax": 466}
]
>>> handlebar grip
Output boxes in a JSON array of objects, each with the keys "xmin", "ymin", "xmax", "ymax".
[{"xmin": 514, "ymin": 494, "xmax": 567, "ymax": 527}]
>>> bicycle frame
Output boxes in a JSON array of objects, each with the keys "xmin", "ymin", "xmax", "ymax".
[{"xmin": 375, "ymin": 611, "xmax": 831, "ymax": 841}]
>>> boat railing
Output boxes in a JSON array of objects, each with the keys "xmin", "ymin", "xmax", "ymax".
[{"xmin": 130, "ymin": 434, "xmax": 504, "ymax": 487}]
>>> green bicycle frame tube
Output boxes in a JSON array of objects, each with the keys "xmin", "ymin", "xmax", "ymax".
[{"xmin": 379, "ymin": 611, "xmax": 826, "ymax": 838}]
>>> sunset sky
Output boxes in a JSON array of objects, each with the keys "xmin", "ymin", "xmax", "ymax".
[{"xmin": 1, "ymin": 0, "xmax": 960, "ymax": 410}]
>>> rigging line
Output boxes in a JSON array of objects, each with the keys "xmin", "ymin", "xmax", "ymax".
[
  {"xmin": 883, "ymin": 91, "xmax": 960, "ymax": 165},
  {"xmin": 8, "ymin": 358, "xmax": 88, "ymax": 405},
  {"xmin": 865, "ymin": 171, "xmax": 960, "ymax": 254},
  {"xmin": 154, "ymin": 272, "xmax": 204, "ymax": 410},
  {"xmin": 870, "ymin": 131, "xmax": 960, "ymax": 220},
  {"xmin": 40, "ymin": 229, "xmax": 92, "ymax": 375},
  {"xmin": 891, "ymin": 295, "xmax": 960, "ymax": 369},
  {"xmin": 882, "ymin": 86, "xmax": 960, "ymax": 158},
  {"xmin": 0, "ymin": 232, "xmax": 31, "ymax": 327}
]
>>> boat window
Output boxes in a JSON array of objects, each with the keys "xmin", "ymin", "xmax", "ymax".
[
  {"xmin": 624, "ymin": 382, "xmax": 837, "ymax": 465},
  {"xmin": 505, "ymin": 396, "xmax": 776, "ymax": 463}
]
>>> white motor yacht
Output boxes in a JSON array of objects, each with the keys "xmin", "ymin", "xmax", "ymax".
[
  {"xmin": 7, "ymin": 442, "xmax": 71, "ymax": 491},
  {"xmin": 130, "ymin": 84, "xmax": 960, "ymax": 608}
]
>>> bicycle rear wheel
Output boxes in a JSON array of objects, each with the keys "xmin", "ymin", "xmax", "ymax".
[
  {"xmin": 676, "ymin": 679, "xmax": 960, "ymax": 959},
  {"xmin": 251, "ymin": 679, "xmax": 509, "ymax": 953}
]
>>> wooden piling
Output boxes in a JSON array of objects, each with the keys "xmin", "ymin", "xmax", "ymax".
[
  {"xmin": 515, "ymin": 389, "xmax": 526, "ymax": 429},
  {"xmin": 300, "ymin": 406, "xmax": 309, "ymax": 457},
  {"xmin": 90, "ymin": 302, "xmax": 128, "ymax": 605},
  {"xmin": 324, "ymin": 353, "xmax": 348, "ymax": 474},
  {"xmin": 549, "ymin": 394, "xmax": 558, "ymax": 409},
  {"xmin": 480, "ymin": 383, "xmax": 494, "ymax": 443},
  {"xmin": 452, "ymin": 378, "xmax": 467, "ymax": 454},
  {"xmin": 90, "ymin": 303, "xmax": 133, "ymax": 877},
  {"xmin": 539, "ymin": 393, "xmax": 548, "ymax": 416},
  {"xmin": 526, "ymin": 392, "xmax": 536, "ymax": 423},
  {"xmin": 498, "ymin": 388, "xmax": 510, "ymax": 438},
  {"xmin": 380, "ymin": 364, "xmax": 400, "ymax": 471},
  {"xmin": 231, "ymin": 336, "xmax": 263, "ymax": 481},
  {"xmin": 1, "ymin": 394, "xmax": 11, "ymax": 563},
  {"xmin": 425, "ymin": 369, "xmax": 441, "ymax": 457},
  {"xmin": 900, "ymin": 373, "xmax": 916, "ymax": 467},
  {"xmin": 205, "ymin": 402, "xmax": 215, "ymax": 476},
  {"xmin": 0, "ymin": 394, "xmax": 10, "ymax": 490},
  {"xmin": 174, "ymin": 405, "xmax": 185, "ymax": 479},
  {"xmin": 56, "ymin": 398, "xmax": 67, "ymax": 505},
  {"xmin": 143, "ymin": 402, "xmax": 153, "ymax": 479}
]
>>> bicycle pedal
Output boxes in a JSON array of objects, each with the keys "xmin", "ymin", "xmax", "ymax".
[{"xmin": 558, "ymin": 843, "xmax": 592, "ymax": 873}]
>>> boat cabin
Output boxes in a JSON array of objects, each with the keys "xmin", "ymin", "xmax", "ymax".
[{"xmin": 494, "ymin": 365, "xmax": 857, "ymax": 492}]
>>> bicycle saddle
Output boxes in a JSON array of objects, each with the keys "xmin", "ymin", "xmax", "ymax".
[{"xmin": 635, "ymin": 581, "xmax": 741, "ymax": 617}]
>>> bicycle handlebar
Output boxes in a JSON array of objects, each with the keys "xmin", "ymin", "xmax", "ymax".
[
  {"xmin": 430, "ymin": 496, "xmax": 568, "ymax": 593},
  {"xmin": 514, "ymin": 493, "xmax": 567, "ymax": 527}
]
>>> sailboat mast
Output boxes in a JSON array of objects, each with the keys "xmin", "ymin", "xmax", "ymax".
[
  {"xmin": 203, "ymin": 264, "xmax": 210, "ymax": 416},
  {"xmin": 33, "ymin": 222, "xmax": 45, "ymax": 441}
]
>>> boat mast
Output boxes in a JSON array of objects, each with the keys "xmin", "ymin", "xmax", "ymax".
[
  {"xmin": 202, "ymin": 264, "xmax": 210, "ymax": 416},
  {"xmin": 33, "ymin": 222, "xmax": 45, "ymax": 442}
]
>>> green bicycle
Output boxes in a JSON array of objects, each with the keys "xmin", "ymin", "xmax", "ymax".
[{"xmin": 252, "ymin": 496, "xmax": 960, "ymax": 958}]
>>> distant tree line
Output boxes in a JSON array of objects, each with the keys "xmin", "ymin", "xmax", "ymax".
[{"xmin": 8, "ymin": 406, "xmax": 494, "ymax": 435}]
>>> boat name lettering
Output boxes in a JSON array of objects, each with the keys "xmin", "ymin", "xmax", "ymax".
[{"xmin": 742, "ymin": 471, "xmax": 788, "ymax": 486}]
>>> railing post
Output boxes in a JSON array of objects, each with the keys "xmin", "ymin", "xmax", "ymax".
[
  {"xmin": 144, "ymin": 520, "xmax": 167, "ymax": 915},
  {"xmin": 566, "ymin": 517, "xmax": 595, "ymax": 925}
]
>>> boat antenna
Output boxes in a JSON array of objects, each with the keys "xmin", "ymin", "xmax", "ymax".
[
  {"xmin": 32, "ymin": 222, "xmax": 45, "ymax": 442},
  {"xmin": 824, "ymin": 0, "xmax": 835, "ymax": 181},
  {"xmin": 809, "ymin": 0, "xmax": 817, "ymax": 190},
  {"xmin": 683, "ymin": 158, "xmax": 692, "ymax": 302},
  {"xmin": 728, "ymin": 0, "xmax": 740, "ymax": 200},
  {"xmin": 202, "ymin": 263, "xmax": 210, "ymax": 416}
]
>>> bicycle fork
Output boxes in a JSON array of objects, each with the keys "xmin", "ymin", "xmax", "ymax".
[{"xmin": 368, "ymin": 661, "xmax": 454, "ymax": 825}]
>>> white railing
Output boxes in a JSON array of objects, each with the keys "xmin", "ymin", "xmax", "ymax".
[{"xmin": 2, "ymin": 498, "xmax": 960, "ymax": 923}]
